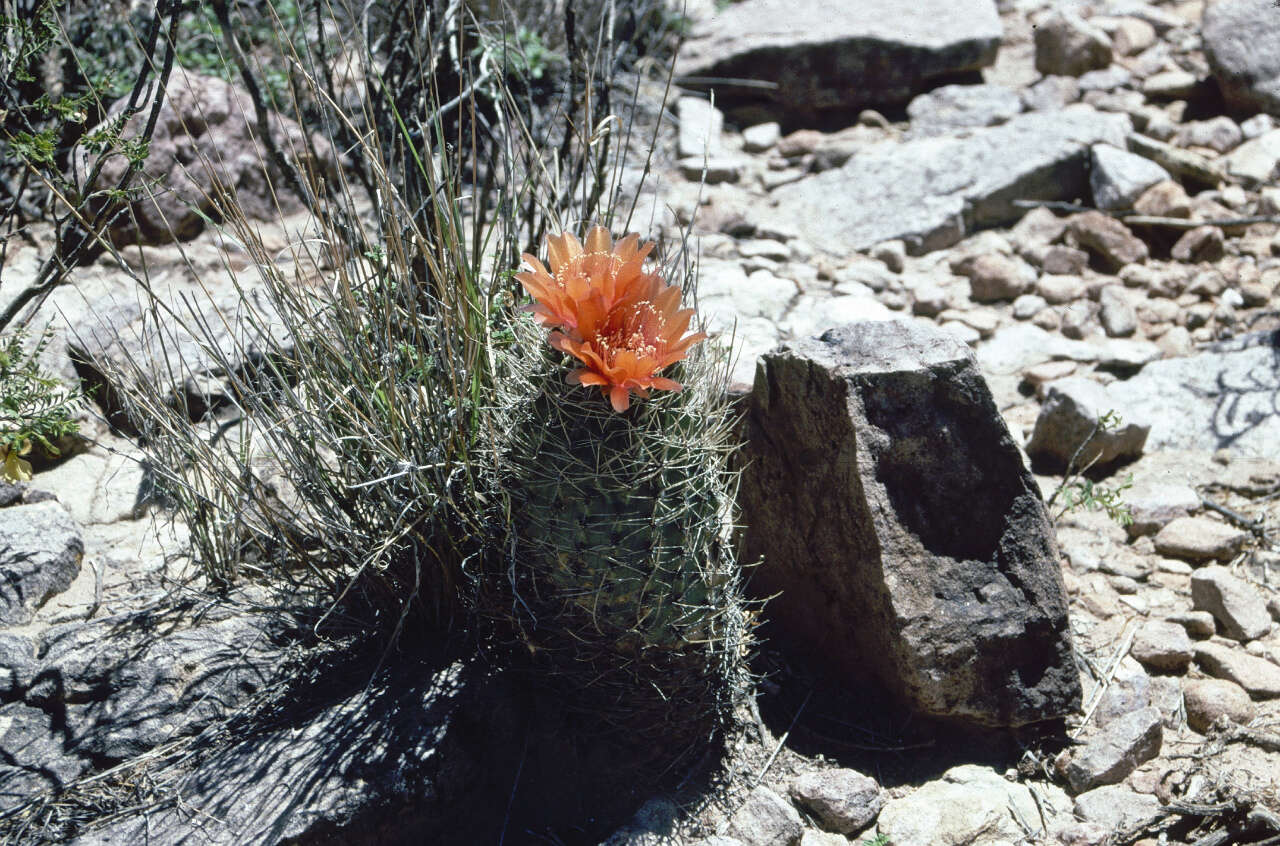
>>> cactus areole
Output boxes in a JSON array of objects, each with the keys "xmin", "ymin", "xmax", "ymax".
[{"xmin": 516, "ymin": 226, "xmax": 707, "ymax": 412}]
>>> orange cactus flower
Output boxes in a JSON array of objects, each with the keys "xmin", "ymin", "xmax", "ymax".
[
  {"xmin": 518, "ymin": 226, "xmax": 706, "ymax": 412},
  {"xmin": 515, "ymin": 226, "xmax": 656, "ymax": 336}
]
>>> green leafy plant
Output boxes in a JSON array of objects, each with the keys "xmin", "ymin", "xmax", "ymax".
[
  {"xmin": 0, "ymin": 326, "xmax": 79, "ymax": 481},
  {"xmin": 1046, "ymin": 409, "xmax": 1135, "ymax": 527},
  {"xmin": 860, "ymin": 836, "xmax": 890, "ymax": 846}
]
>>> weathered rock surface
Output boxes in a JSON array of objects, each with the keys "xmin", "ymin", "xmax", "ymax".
[
  {"xmin": 1191, "ymin": 567, "xmax": 1272, "ymax": 642},
  {"xmin": 675, "ymin": 0, "xmax": 1001, "ymax": 127},
  {"xmin": 1130, "ymin": 620, "xmax": 1194, "ymax": 672},
  {"xmin": 1195, "ymin": 641, "xmax": 1280, "ymax": 699},
  {"xmin": 1062, "ymin": 706, "xmax": 1162, "ymax": 793},
  {"xmin": 75, "ymin": 67, "xmax": 337, "ymax": 244},
  {"xmin": 1116, "ymin": 332, "xmax": 1280, "ymax": 458},
  {"xmin": 788, "ymin": 769, "xmax": 883, "ymax": 835},
  {"xmin": 741, "ymin": 320, "xmax": 1079, "ymax": 727},
  {"xmin": 1025, "ymin": 377, "xmax": 1150, "ymax": 473},
  {"xmin": 1034, "ymin": 10, "xmax": 1112, "ymax": 77},
  {"xmin": 875, "ymin": 765, "xmax": 1068, "ymax": 845},
  {"xmin": 1203, "ymin": 0, "xmax": 1280, "ymax": 117},
  {"xmin": 1090, "ymin": 144, "xmax": 1170, "ymax": 210},
  {"xmin": 1072, "ymin": 784, "xmax": 1161, "ymax": 831},
  {"xmin": 1183, "ymin": 678, "xmax": 1256, "ymax": 732},
  {"xmin": 765, "ymin": 108, "xmax": 1130, "ymax": 255},
  {"xmin": 1154, "ymin": 516, "xmax": 1249, "ymax": 562},
  {"xmin": 0, "ymin": 500, "xmax": 83, "ymax": 625},
  {"xmin": 726, "ymin": 786, "xmax": 805, "ymax": 846},
  {"xmin": 906, "ymin": 84, "xmax": 1022, "ymax": 137}
]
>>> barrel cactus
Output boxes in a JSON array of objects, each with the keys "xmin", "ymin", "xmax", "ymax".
[{"xmin": 481, "ymin": 226, "xmax": 752, "ymax": 770}]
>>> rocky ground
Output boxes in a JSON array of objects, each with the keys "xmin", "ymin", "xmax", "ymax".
[{"xmin": 3, "ymin": 0, "xmax": 1280, "ymax": 843}]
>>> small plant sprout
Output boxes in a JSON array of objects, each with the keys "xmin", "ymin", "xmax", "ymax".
[{"xmin": 1046, "ymin": 408, "xmax": 1135, "ymax": 527}]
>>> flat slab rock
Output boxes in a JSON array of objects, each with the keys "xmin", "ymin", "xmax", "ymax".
[
  {"xmin": 764, "ymin": 107, "xmax": 1130, "ymax": 255},
  {"xmin": 741, "ymin": 319, "xmax": 1080, "ymax": 727},
  {"xmin": 1116, "ymin": 331, "xmax": 1280, "ymax": 459},
  {"xmin": 675, "ymin": 0, "xmax": 1001, "ymax": 127}
]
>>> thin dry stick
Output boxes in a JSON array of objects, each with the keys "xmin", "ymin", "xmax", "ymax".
[{"xmin": 1073, "ymin": 620, "xmax": 1138, "ymax": 740}]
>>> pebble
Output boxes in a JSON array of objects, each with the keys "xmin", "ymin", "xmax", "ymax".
[
  {"xmin": 1152, "ymin": 516, "xmax": 1248, "ymax": 562},
  {"xmin": 1063, "ymin": 707, "xmax": 1163, "ymax": 793},
  {"xmin": 1037, "ymin": 274, "xmax": 1087, "ymax": 305},
  {"xmin": 727, "ymin": 786, "xmax": 804, "ymax": 846},
  {"xmin": 1191, "ymin": 566, "xmax": 1273, "ymax": 642},
  {"xmin": 1195, "ymin": 641, "xmax": 1280, "ymax": 698},
  {"xmin": 788, "ymin": 768, "xmax": 883, "ymax": 835},
  {"xmin": 1130, "ymin": 620, "xmax": 1194, "ymax": 672},
  {"xmin": 1166, "ymin": 610, "xmax": 1216, "ymax": 638},
  {"xmin": 1182, "ymin": 678, "xmax": 1256, "ymax": 732}
]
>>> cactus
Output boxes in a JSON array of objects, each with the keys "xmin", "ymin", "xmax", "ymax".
[{"xmin": 480, "ymin": 228, "xmax": 752, "ymax": 770}]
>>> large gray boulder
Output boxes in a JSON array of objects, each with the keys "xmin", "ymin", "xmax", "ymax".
[
  {"xmin": 674, "ymin": 0, "xmax": 1001, "ymax": 127},
  {"xmin": 764, "ymin": 107, "xmax": 1130, "ymax": 255},
  {"xmin": 1203, "ymin": 0, "xmax": 1280, "ymax": 117},
  {"xmin": 0, "ymin": 499, "xmax": 83, "ymax": 625},
  {"xmin": 740, "ymin": 320, "xmax": 1080, "ymax": 727}
]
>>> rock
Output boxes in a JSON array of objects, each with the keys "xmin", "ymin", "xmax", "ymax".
[
  {"xmin": 1063, "ymin": 706, "xmax": 1162, "ymax": 793},
  {"xmin": 1143, "ymin": 69, "xmax": 1198, "ymax": 100},
  {"xmin": 1182, "ymin": 678, "xmax": 1256, "ymax": 731},
  {"xmin": 1112, "ymin": 17, "xmax": 1156, "ymax": 56},
  {"xmin": 0, "ymin": 703, "xmax": 91, "ymax": 812},
  {"xmin": 906, "ymin": 84, "xmax": 1022, "ymax": 137},
  {"xmin": 678, "ymin": 155, "xmax": 743, "ymax": 183},
  {"xmin": 1191, "ymin": 566, "xmax": 1273, "ymax": 642},
  {"xmin": 976, "ymin": 324, "xmax": 1100, "ymax": 376},
  {"xmin": 0, "ymin": 633, "xmax": 35, "ymax": 697},
  {"xmin": 1023, "ymin": 75, "xmax": 1080, "ymax": 111},
  {"xmin": 1133, "ymin": 180, "xmax": 1191, "ymax": 218},
  {"xmin": 1222, "ymin": 129, "xmax": 1280, "ymax": 185},
  {"xmin": 59, "ymin": 657, "xmax": 563, "ymax": 846},
  {"xmin": 31, "ymin": 612, "xmax": 282, "ymax": 761},
  {"xmin": 1131, "ymin": 620, "xmax": 1194, "ymax": 672},
  {"xmin": 911, "ymin": 281, "xmax": 951, "ymax": 316},
  {"xmin": 1090, "ymin": 144, "xmax": 1171, "ymax": 210},
  {"xmin": 678, "ymin": 96, "xmax": 725, "ymax": 157},
  {"xmin": 1098, "ymin": 286, "xmax": 1137, "ymax": 337},
  {"xmin": 764, "ymin": 108, "xmax": 1130, "ymax": 255},
  {"xmin": 1065, "ymin": 211, "xmax": 1148, "ymax": 271},
  {"xmin": 780, "ymin": 295, "xmax": 894, "ymax": 340},
  {"xmin": 1203, "ymin": 0, "xmax": 1280, "ymax": 117},
  {"xmin": 788, "ymin": 769, "xmax": 884, "ymax": 835},
  {"xmin": 955, "ymin": 253, "xmax": 1036, "ymax": 302},
  {"xmin": 1195, "ymin": 640, "xmax": 1280, "ymax": 698},
  {"xmin": 876, "ymin": 765, "xmax": 1057, "ymax": 846},
  {"xmin": 741, "ymin": 321, "xmax": 1079, "ymax": 727},
  {"xmin": 1093, "ymin": 657, "xmax": 1154, "ymax": 729},
  {"xmin": 743, "ymin": 122, "xmax": 781, "ymax": 153},
  {"xmin": 1124, "ymin": 482, "xmax": 1200, "ymax": 536},
  {"xmin": 1041, "ymin": 245, "xmax": 1090, "ymax": 275},
  {"xmin": 1037, "ymin": 274, "xmax": 1087, "ymax": 305},
  {"xmin": 675, "ymin": 0, "xmax": 1001, "ymax": 127},
  {"xmin": 1013, "ymin": 294, "xmax": 1049, "ymax": 320},
  {"xmin": 1078, "ymin": 65, "xmax": 1131, "ymax": 93},
  {"xmin": 1153, "ymin": 517, "xmax": 1249, "ymax": 563},
  {"xmin": 727, "ymin": 786, "xmax": 804, "ymax": 846},
  {"xmin": 1170, "ymin": 226, "xmax": 1225, "ymax": 263},
  {"xmin": 1243, "ymin": 114, "xmax": 1276, "ymax": 140},
  {"xmin": 872, "ymin": 240, "xmax": 906, "ymax": 274},
  {"xmin": 1115, "ymin": 333, "xmax": 1280, "ymax": 458},
  {"xmin": 1126, "ymin": 133, "xmax": 1226, "ymax": 188},
  {"xmin": 1177, "ymin": 117, "xmax": 1244, "ymax": 154},
  {"xmin": 73, "ymin": 67, "xmax": 336, "ymax": 244},
  {"xmin": 0, "ymin": 500, "xmax": 83, "ymax": 625},
  {"xmin": 601, "ymin": 798, "xmax": 681, "ymax": 846},
  {"xmin": 1025, "ymin": 377, "xmax": 1150, "ymax": 473},
  {"xmin": 1072, "ymin": 785, "xmax": 1161, "ymax": 830},
  {"xmin": 1035, "ymin": 10, "xmax": 1113, "ymax": 77},
  {"xmin": 1168, "ymin": 611, "xmax": 1217, "ymax": 639}
]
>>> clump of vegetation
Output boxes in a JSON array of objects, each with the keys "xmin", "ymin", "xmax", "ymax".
[
  {"xmin": 1047, "ymin": 408, "xmax": 1135, "ymax": 527},
  {"xmin": 0, "ymin": 326, "xmax": 79, "ymax": 481}
]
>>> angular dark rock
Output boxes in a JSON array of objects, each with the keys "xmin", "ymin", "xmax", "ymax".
[
  {"xmin": 1062, "ymin": 706, "xmax": 1162, "ymax": 793},
  {"xmin": 1025, "ymin": 377, "xmax": 1150, "ymax": 473},
  {"xmin": 674, "ymin": 0, "xmax": 1001, "ymax": 128},
  {"xmin": 741, "ymin": 320, "xmax": 1080, "ymax": 727}
]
